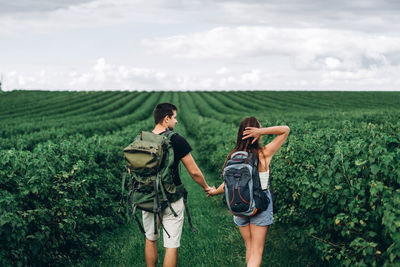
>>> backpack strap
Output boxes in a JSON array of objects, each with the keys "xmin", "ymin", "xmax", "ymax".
[
  {"xmin": 181, "ymin": 187, "xmax": 198, "ymax": 233},
  {"xmin": 158, "ymin": 130, "xmax": 180, "ymax": 217},
  {"xmin": 158, "ymin": 130, "xmax": 198, "ymax": 233},
  {"xmin": 250, "ymin": 152, "xmax": 262, "ymax": 189},
  {"xmin": 132, "ymin": 206, "xmax": 146, "ymax": 234},
  {"xmin": 154, "ymin": 173, "xmax": 172, "ymax": 238},
  {"xmin": 158, "ymin": 175, "xmax": 178, "ymax": 217},
  {"xmin": 268, "ymin": 166, "xmax": 275, "ymax": 201},
  {"xmin": 128, "ymin": 180, "xmax": 145, "ymax": 233},
  {"xmin": 160, "ymin": 130, "xmax": 176, "ymax": 177},
  {"xmin": 120, "ymin": 172, "xmax": 137, "ymax": 223},
  {"xmin": 161, "ymin": 129, "xmax": 177, "ymax": 143}
]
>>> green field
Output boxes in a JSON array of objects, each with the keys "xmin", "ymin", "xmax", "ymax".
[{"xmin": 1, "ymin": 91, "xmax": 399, "ymax": 266}]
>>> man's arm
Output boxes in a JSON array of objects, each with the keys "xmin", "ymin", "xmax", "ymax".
[{"xmin": 181, "ymin": 153, "xmax": 212, "ymax": 192}]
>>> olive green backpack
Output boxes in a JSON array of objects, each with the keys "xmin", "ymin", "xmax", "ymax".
[{"xmin": 121, "ymin": 130, "xmax": 196, "ymax": 237}]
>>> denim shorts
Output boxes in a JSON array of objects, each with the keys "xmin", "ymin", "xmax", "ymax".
[{"xmin": 233, "ymin": 190, "xmax": 273, "ymax": 227}]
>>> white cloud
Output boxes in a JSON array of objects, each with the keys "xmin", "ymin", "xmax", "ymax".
[
  {"xmin": 67, "ymin": 58, "xmax": 169, "ymax": 90},
  {"xmin": 215, "ymin": 1, "xmax": 400, "ymax": 33},
  {"xmin": 3, "ymin": 61, "xmax": 400, "ymax": 91},
  {"xmin": 3, "ymin": 0, "xmax": 396, "ymax": 36},
  {"xmin": 1, "ymin": 0, "xmax": 400, "ymax": 91},
  {"xmin": 216, "ymin": 67, "xmax": 229, "ymax": 75},
  {"xmin": 143, "ymin": 26, "xmax": 400, "ymax": 74},
  {"xmin": 240, "ymin": 69, "xmax": 261, "ymax": 85},
  {"xmin": 0, "ymin": 0, "xmax": 186, "ymax": 35},
  {"xmin": 2, "ymin": 58, "xmax": 169, "ymax": 91},
  {"xmin": 324, "ymin": 57, "xmax": 342, "ymax": 70},
  {"xmin": 0, "ymin": 0, "xmax": 94, "ymax": 14}
]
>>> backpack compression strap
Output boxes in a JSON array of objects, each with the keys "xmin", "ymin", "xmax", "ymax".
[
  {"xmin": 182, "ymin": 188, "xmax": 198, "ymax": 233},
  {"xmin": 154, "ymin": 173, "xmax": 172, "ymax": 238},
  {"xmin": 118, "ymin": 172, "xmax": 144, "ymax": 233},
  {"xmin": 132, "ymin": 206, "xmax": 146, "ymax": 234},
  {"xmin": 127, "ymin": 175, "xmax": 174, "ymax": 238}
]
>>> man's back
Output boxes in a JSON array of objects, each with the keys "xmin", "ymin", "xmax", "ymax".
[{"xmin": 140, "ymin": 102, "xmax": 214, "ymax": 267}]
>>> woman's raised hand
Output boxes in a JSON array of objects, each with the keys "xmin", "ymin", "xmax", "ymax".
[{"xmin": 242, "ymin": 127, "xmax": 262, "ymax": 144}]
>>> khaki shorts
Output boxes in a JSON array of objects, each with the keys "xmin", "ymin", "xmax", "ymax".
[{"xmin": 142, "ymin": 197, "xmax": 185, "ymax": 248}]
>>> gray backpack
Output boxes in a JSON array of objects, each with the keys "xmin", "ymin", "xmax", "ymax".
[{"xmin": 223, "ymin": 151, "xmax": 269, "ymax": 216}]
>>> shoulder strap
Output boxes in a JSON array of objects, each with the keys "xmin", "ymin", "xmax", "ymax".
[
  {"xmin": 162, "ymin": 129, "xmax": 176, "ymax": 140},
  {"xmin": 249, "ymin": 152, "xmax": 261, "ymax": 188},
  {"xmin": 247, "ymin": 152, "xmax": 258, "ymax": 166}
]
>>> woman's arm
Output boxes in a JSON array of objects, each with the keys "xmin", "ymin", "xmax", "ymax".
[{"xmin": 243, "ymin": 125, "xmax": 290, "ymax": 158}]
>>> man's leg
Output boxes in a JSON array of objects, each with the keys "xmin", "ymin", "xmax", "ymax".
[
  {"xmin": 145, "ymin": 238, "xmax": 158, "ymax": 267},
  {"xmin": 163, "ymin": 248, "xmax": 178, "ymax": 267},
  {"xmin": 142, "ymin": 210, "xmax": 161, "ymax": 267},
  {"xmin": 162, "ymin": 198, "xmax": 185, "ymax": 267}
]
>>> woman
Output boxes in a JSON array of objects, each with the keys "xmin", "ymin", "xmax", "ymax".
[{"xmin": 208, "ymin": 117, "xmax": 290, "ymax": 267}]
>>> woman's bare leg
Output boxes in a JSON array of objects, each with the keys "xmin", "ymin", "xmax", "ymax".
[
  {"xmin": 238, "ymin": 224, "xmax": 252, "ymax": 264},
  {"xmin": 247, "ymin": 224, "xmax": 268, "ymax": 267}
]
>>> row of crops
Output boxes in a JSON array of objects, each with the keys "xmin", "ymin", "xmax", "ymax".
[{"xmin": 0, "ymin": 90, "xmax": 399, "ymax": 266}]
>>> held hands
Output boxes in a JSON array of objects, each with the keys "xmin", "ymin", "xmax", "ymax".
[
  {"xmin": 207, "ymin": 182, "xmax": 224, "ymax": 197},
  {"xmin": 204, "ymin": 186, "xmax": 216, "ymax": 197},
  {"xmin": 242, "ymin": 127, "xmax": 262, "ymax": 144},
  {"xmin": 206, "ymin": 188, "xmax": 219, "ymax": 197}
]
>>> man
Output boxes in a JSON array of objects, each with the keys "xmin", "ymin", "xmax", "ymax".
[{"xmin": 136, "ymin": 103, "xmax": 214, "ymax": 267}]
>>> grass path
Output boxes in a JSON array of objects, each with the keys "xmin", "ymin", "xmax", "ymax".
[{"xmin": 78, "ymin": 123, "xmax": 320, "ymax": 267}]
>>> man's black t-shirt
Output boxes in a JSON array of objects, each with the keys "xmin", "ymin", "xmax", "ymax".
[{"xmin": 160, "ymin": 131, "xmax": 192, "ymax": 185}]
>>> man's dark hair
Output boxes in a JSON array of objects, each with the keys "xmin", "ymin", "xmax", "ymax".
[{"xmin": 154, "ymin": 103, "xmax": 177, "ymax": 124}]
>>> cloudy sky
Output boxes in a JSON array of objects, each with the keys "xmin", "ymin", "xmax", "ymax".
[{"xmin": 1, "ymin": 0, "xmax": 400, "ymax": 91}]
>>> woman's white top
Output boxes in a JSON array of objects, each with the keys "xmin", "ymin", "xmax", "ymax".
[{"xmin": 259, "ymin": 169, "xmax": 270, "ymax": 190}]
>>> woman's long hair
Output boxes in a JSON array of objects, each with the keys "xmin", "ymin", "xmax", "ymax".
[{"xmin": 222, "ymin": 116, "xmax": 262, "ymax": 172}]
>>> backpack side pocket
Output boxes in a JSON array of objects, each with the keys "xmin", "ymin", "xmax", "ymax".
[{"xmin": 253, "ymin": 188, "xmax": 269, "ymax": 212}]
